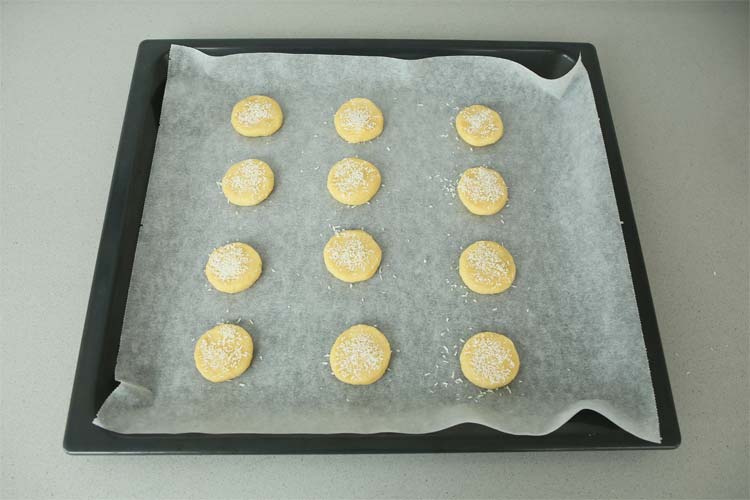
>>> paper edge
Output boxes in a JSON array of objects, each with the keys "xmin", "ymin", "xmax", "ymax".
[
  {"xmin": 94, "ymin": 386, "xmax": 660, "ymax": 443},
  {"xmin": 169, "ymin": 44, "xmax": 586, "ymax": 99}
]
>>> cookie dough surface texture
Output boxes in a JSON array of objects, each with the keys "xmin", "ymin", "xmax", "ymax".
[
  {"xmin": 459, "ymin": 240, "xmax": 515, "ymax": 294},
  {"xmin": 323, "ymin": 230, "xmax": 382, "ymax": 283},
  {"xmin": 460, "ymin": 332, "xmax": 519, "ymax": 389},
  {"xmin": 329, "ymin": 324, "xmax": 391, "ymax": 385},
  {"xmin": 231, "ymin": 95, "xmax": 283, "ymax": 137},
  {"xmin": 455, "ymin": 104, "xmax": 504, "ymax": 147},
  {"xmin": 334, "ymin": 98, "xmax": 384, "ymax": 143},
  {"xmin": 457, "ymin": 166, "xmax": 508, "ymax": 215},
  {"xmin": 194, "ymin": 323, "xmax": 254, "ymax": 383},
  {"xmin": 221, "ymin": 159, "xmax": 275, "ymax": 206},
  {"xmin": 327, "ymin": 157, "xmax": 382, "ymax": 206},
  {"xmin": 205, "ymin": 242, "xmax": 262, "ymax": 293}
]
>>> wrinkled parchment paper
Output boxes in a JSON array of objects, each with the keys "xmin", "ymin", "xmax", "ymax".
[{"xmin": 95, "ymin": 45, "xmax": 660, "ymax": 442}]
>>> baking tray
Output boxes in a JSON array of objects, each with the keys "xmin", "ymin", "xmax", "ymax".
[{"xmin": 64, "ymin": 39, "xmax": 680, "ymax": 453}]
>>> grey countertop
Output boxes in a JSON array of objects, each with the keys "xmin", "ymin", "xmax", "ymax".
[{"xmin": 1, "ymin": 1, "xmax": 748, "ymax": 499}]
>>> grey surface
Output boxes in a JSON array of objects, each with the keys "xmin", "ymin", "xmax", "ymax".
[
  {"xmin": 97, "ymin": 46, "xmax": 658, "ymax": 440},
  {"xmin": 0, "ymin": 0, "xmax": 747, "ymax": 498}
]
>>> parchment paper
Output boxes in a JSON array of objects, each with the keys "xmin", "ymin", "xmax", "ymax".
[{"xmin": 95, "ymin": 45, "xmax": 660, "ymax": 442}]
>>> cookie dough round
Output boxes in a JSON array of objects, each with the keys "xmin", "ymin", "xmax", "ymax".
[
  {"xmin": 194, "ymin": 323, "xmax": 254, "ymax": 383},
  {"xmin": 221, "ymin": 159, "xmax": 275, "ymax": 206},
  {"xmin": 327, "ymin": 157, "xmax": 382, "ymax": 206},
  {"xmin": 334, "ymin": 98, "xmax": 384, "ymax": 143},
  {"xmin": 329, "ymin": 324, "xmax": 391, "ymax": 385},
  {"xmin": 205, "ymin": 242, "xmax": 262, "ymax": 293},
  {"xmin": 455, "ymin": 104, "xmax": 504, "ymax": 147},
  {"xmin": 231, "ymin": 95, "xmax": 283, "ymax": 137},
  {"xmin": 457, "ymin": 166, "xmax": 508, "ymax": 215},
  {"xmin": 460, "ymin": 332, "xmax": 519, "ymax": 389},
  {"xmin": 459, "ymin": 240, "xmax": 516, "ymax": 294},
  {"xmin": 323, "ymin": 229, "xmax": 382, "ymax": 283}
]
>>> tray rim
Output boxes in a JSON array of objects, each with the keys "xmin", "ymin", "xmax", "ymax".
[{"xmin": 64, "ymin": 38, "xmax": 680, "ymax": 454}]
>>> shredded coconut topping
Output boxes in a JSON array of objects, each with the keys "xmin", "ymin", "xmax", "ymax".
[
  {"xmin": 469, "ymin": 337, "xmax": 515, "ymax": 385},
  {"xmin": 334, "ymin": 333, "xmax": 385, "ymax": 380},
  {"xmin": 236, "ymin": 100, "xmax": 272, "ymax": 126},
  {"xmin": 331, "ymin": 159, "xmax": 374, "ymax": 196},
  {"xmin": 328, "ymin": 234, "xmax": 374, "ymax": 272},
  {"xmin": 464, "ymin": 108, "xmax": 498, "ymax": 136},
  {"xmin": 340, "ymin": 107, "xmax": 376, "ymax": 131},
  {"xmin": 227, "ymin": 159, "xmax": 266, "ymax": 194},
  {"xmin": 208, "ymin": 244, "xmax": 250, "ymax": 281},
  {"xmin": 198, "ymin": 324, "xmax": 250, "ymax": 376},
  {"xmin": 467, "ymin": 242, "xmax": 510, "ymax": 285},
  {"xmin": 459, "ymin": 167, "xmax": 504, "ymax": 203}
]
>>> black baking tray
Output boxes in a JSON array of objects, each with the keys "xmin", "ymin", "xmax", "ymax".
[{"xmin": 64, "ymin": 39, "xmax": 680, "ymax": 453}]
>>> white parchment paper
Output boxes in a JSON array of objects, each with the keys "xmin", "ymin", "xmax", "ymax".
[{"xmin": 95, "ymin": 45, "xmax": 660, "ymax": 442}]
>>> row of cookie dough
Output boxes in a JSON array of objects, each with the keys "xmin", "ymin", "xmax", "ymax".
[
  {"xmin": 195, "ymin": 322, "xmax": 520, "ymax": 389},
  {"xmin": 219, "ymin": 157, "xmax": 382, "ymax": 207},
  {"xmin": 205, "ymin": 236, "xmax": 515, "ymax": 294},
  {"xmin": 323, "ymin": 231, "xmax": 517, "ymax": 294},
  {"xmin": 231, "ymin": 96, "xmax": 384, "ymax": 143},
  {"xmin": 221, "ymin": 156, "xmax": 508, "ymax": 216},
  {"xmin": 231, "ymin": 95, "xmax": 505, "ymax": 147}
]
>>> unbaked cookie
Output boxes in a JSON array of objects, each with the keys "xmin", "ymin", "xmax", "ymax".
[
  {"xmin": 323, "ymin": 229, "xmax": 382, "ymax": 283},
  {"xmin": 194, "ymin": 323, "xmax": 254, "ymax": 383},
  {"xmin": 460, "ymin": 332, "xmax": 519, "ymax": 389},
  {"xmin": 455, "ymin": 104, "xmax": 504, "ymax": 147},
  {"xmin": 327, "ymin": 157, "xmax": 381, "ymax": 206},
  {"xmin": 457, "ymin": 166, "xmax": 508, "ymax": 215},
  {"xmin": 231, "ymin": 95, "xmax": 283, "ymax": 137},
  {"xmin": 205, "ymin": 242, "xmax": 262, "ymax": 293},
  {"xmin": 459, "ymin": 240, "xmax": 515, "ymax": 294},
  {"xmin": 221, "ymin": 159, "xmax": 275, "ymax": 206},
  {"xmin": 334, "ymin": 98, "xmax": 384, "ymax": 143},
  {"xmin": 329, "ymin": 324, "xmax": 391, "ymax": 385}
]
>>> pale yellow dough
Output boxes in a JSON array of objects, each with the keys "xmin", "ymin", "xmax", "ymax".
[
  {"xmin": 221, "ymin": 159, "xmax": 275, "ymax": 206},
  {"xmin": 329, "ymin": 324, "xmax": 391, "ymax": 385},
  {"xmin": 194, "ymin": 323, "xmax": 254, "ymax": 383},
  {"xmin": 459, "ymin": 241, "xmax": 516, "ymax": 294},
  {"xmin": 457, "ymin": 166, "xmax": 508, "ymax": 215},
  {"xmin": 327, "ymin": 157, "xmax": 381, "ymax": 206},
  {"xmin": 455, "ymin": 104, "xmax": 504, "ymax": 147},
  {"xmin": 205, "ymin": 242, "xmax": 262, "ymax": 294},
  {"xmin": 231, "ymin": 95, "xmax": 283, "ymax": 137},
  {"xmin": 460, "ymin": 332, "xmax": 520, "ymax": 389},
  {"xmin": 323, "ymin": 230, "xmax": 382, "ymax": 283},
  {"xmin": 334, "ymin": 98, "xmax": 384, "ymax": 143}
]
